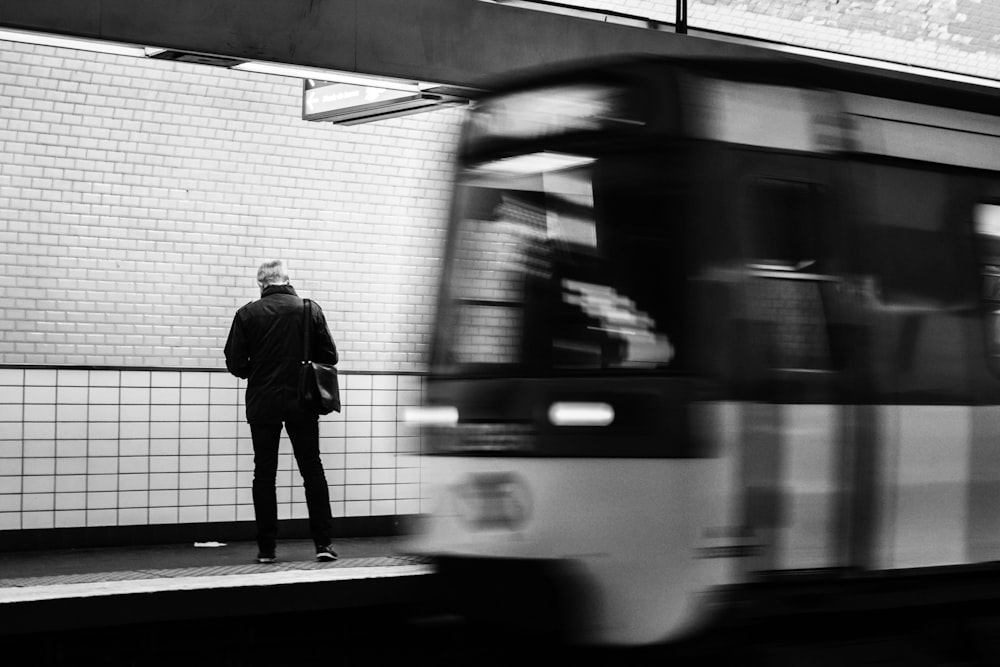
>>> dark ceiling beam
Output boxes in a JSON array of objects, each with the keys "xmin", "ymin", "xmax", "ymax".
[{"xmin": 0, "ymin": 0, "xmax": 764, "ymax": 87}]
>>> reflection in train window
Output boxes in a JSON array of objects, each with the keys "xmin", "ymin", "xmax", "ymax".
[
  {"xmin": 856, "ymin": 166, "xmax": 974, "ymax": 399},
  {"xmin": 745, "ymin": 177, "xmax": 832, "ymax": 373},
  {"xmin": 437, "ymin": 155, "xmax": 682, "ymax": 375}
]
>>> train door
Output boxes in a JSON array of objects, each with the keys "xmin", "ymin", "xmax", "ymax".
[
  {"xmin": 851, "ymin": 163, "xmax": 983, "ymax": 571},
  {"xmin": 731, "ymin": 150, "xmax": 852, "ymax": 574}
]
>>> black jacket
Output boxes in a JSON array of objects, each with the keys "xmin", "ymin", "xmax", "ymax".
[{"xmin": 224, "ymin": 284, "xmax": 339, "ymax": 424}]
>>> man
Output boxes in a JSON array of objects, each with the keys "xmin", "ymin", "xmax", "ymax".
[{"xmin": 224, "ymin": 260, "xmax": 340, "ymax": 564}]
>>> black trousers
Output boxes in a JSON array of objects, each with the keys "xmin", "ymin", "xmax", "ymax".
[{"xmin": 250, "ymin": 420, "xmax": 333, "ymax": 552}]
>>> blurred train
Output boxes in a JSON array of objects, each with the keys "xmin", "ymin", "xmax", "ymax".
[{"xmin": 402, "ymin": 41, "xmax": 1000, "ymax": 646}]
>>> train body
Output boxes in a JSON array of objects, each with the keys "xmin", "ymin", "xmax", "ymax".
[{"xmin": 403, "ymin": 46, "xmax": 1000, "ymax": 646}]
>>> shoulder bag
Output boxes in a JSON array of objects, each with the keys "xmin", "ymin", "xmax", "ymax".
[{"xmin": 298, "ymin": 298, "xmax": 341, "ymax": 414}]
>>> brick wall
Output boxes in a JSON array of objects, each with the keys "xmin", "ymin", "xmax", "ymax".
[
  {"xmin": 0, "ymin": 40, "xmax": 454, "ymax": 536},
  {"xmin": 0, "ymin": 40, "xmax": 463, "ymax": 373}
]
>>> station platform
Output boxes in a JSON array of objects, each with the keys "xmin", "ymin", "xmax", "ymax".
[{"xmin": 0, "ymin": 536, "xmax": 434, "ymax": 636}]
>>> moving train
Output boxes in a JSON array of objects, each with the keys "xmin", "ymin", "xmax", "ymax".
[{"xmin": 402, "ymin": 39, "xmax": 1000, "ymax": 646}]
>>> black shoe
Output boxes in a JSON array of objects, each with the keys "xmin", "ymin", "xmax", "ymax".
[
  {"xmin": 257, "ymin": 551, "xmax": 276, "ymax": 564},
  {"xmin": 315, "ymin": 544, "xmax": 338, "ymax": 562}
]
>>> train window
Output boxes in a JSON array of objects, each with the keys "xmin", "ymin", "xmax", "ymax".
[
  {"xmin": 864, "ymin": 167, "xmax": 969, "ymax": 308},
  {"xmin": 744, "ymin": 176, "xmax": 834, "ymax": 375},
  {"xmin": 975, "ymin": 203, "xmax": 1000, "ymax": 362},
  {"xmin": 435, "ymin": 154, "xmax": 682, "ymax": 375},
  {"xmin": 854, "ymin": 165, "xmax": 975, "ymax": 400},
  {"xmin": 748, "ymin": 178, "xmax": 817, "ymax": 270}
]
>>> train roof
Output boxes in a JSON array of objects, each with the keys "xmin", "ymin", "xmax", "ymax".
[{"xmin": 470, "ymin": 41, "xmax": 1000, "ymax": 117}]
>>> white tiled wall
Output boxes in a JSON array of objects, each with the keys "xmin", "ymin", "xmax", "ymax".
[
  {"xmin": 0, "ymin": 37, "xmax": 449, "ymax": 538},
  {"xmin": 0, "ymin": 367, "xmax": 424, "ymax": 531},
  {"xmin": 0, "ymin": 39, "xmax": 461, "ymax": 373}
]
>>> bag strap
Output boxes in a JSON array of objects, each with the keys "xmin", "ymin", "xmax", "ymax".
[{"xmin": 301, "ymin": 298, "xmax": 312, "ymax": 363}]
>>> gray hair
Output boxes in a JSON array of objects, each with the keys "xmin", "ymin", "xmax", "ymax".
[{"xmin": 256, "ymin": 260, "xmax": 289, "ymax": 286}]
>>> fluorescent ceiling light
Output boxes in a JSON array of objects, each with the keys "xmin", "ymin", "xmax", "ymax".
[
  {"xmin": 0, "ymin": 28, "xmax": 146, "ymax": 57},
  {"xmin": 232, "ymin": 61, "xmax": 424, "ymax": 92},
  {"xmin": 479, "ymin": 152, "xmax": 595, "ymax": 175}
]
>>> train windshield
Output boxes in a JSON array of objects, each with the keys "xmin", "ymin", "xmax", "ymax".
[{"xmin": 432, "ymin": 151, "xmax": 685, "ymax": 376}]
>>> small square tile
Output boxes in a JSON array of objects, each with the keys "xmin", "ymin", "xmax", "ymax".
[
  {"xmin": 55, "ymin": 492, "xmax": 86, "ymax": 510},
  {"xmin": 23, "ymin": 493, "xmax": 54, "ymax": 511},
  {"xmin": 87, "ymin": 492, "xmax": 118, "ymax": 510},
  {"xmin": 88, "ymin": 440, "xmax": 119, "ymax": 457},
  {"xmin": 22, "ymin": 511, "xmax": 54, "ymax": 529},
  {"xmin": 22, "ymin": 476, "xmax": 55, "ymax": 493},
  {"xmin": 345, "ymin": 485, "xmax": 371, "ymax": 501},
  {"xmin": 179, "ymin": 489, "xmax": 208, "ymax": 506},
  {"xmin": 150, "ymin": 490, "xmax": 179, "ymax": 507},
  {"xmin": 89, "ymin": 404, "xmax": 119, "ymax": 422},
  {"xmin": 345, "ymin": 500, "xmax": 371, "ymax": 517},
  {"xmin": 88, "ymin": 422, "xmax": 119, "ymax": 439},
  {"xmin": 24, "ymin": 386, "xmax": 56, "ymax": 403},
  {"xmin": 22, "ymin": 404, "xmax": 53, "ymax": 421},
  {"xmin": 208, "ymin": 505, "xmax": 236, "ymax": 522},
  {"xmin": 151, "ymin": 372, "xmax": 181, "ymax": 388},
  {"xmin": 87, "ymin": 508, "xmax": 118, "ymax": 526},
  {"xmin": 149, "ymin": 473, "xmax": 179, "ymax": 490},
  {"xmin": 55, "ymin": 422, "xmax": 87, "ymax": 440},
  {"xmin": 345, "ymin": 374, "xmax": 372, "ymax": 390},
  {"xmin": 372, "ymin": 375, "xmax": 397, "ymax": 391},
  {"xmin": 25, "ymin": 422, "xmax": 56, "ymax": 440},
  {"xmin": 396, "ymin": 499, "xmax": 420, "ymax": 515},
  {"xmin": 56, "ymin": 387, "xmax": 88, "ymax": 404},
  {"xmin": 371, "ymin": 500, "xmax": 395, "ymax": 515},
  {"xmin": 118, "ymin": 491, "xmax": 149, "ymax": 508},
  {"xmin": 120, "ymin": 387, "xmax": 151, "ymax": 405},
  {"xmin": 118, "ymin": 508, "xmax": 149, "ymax": 526},
  {"xmin": 0, "ymin": 368, "xmax": 25, "ymax": 385},
  {"xmin": 181, "ymin": 373, "xmax": 210, "ymax": 388},
  {"xmin": 57, "ymin": 370, "xmax": 88, "ymax": 387},
  {"xmin": 89, "ymin": 370, "xmax": 120, "ymax": 388},
  {"xmin": 149, "ymin": 507, "xmax": 179, "ymax": 525},
  {"xmin": 208, "ymin": 488, "xmax": 236, "ymax": 505},
  {"xmin": 23, "ymin": 459, "xmax": 55, "ymax": 476},
  {"xmin": 87, "ymin": 387, "xmax": 119, "ymax": 405},
  {"xmin": 121, "ymin": 371, "xmax": 150, "ymax": 387},
  {"xmin": 55, "ymin": 460, "xmax": 87, "ymax": 477}
]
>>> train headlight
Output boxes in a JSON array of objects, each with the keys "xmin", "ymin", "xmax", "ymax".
[
  {"xmin": 403, "ymin": 405, "xmax": 459, "ymax": 426},
  {"xmin": 548, "ymin": 402, "xmax": 615, "ymax": 427}
]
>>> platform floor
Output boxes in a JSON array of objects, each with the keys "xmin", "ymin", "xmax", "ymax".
[{"xmin": 0, "ymin": 536, "xmax": 432, "ymax": 630}]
